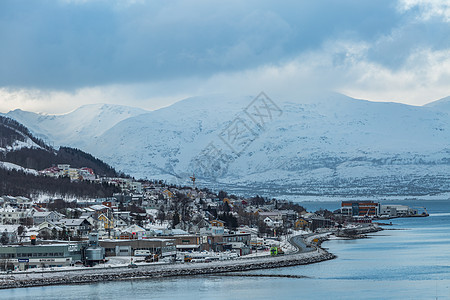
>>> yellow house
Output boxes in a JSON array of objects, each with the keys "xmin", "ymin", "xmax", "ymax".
[
  {"xmin": 98, "ymin": 213, "xmax": 114, "ymax": 230},
  {"xmin": 210, "ymin": 220, "xmax": 225, "ymax": 227},
  {"xmin": 163, "ymin": 189, "xmax": 173, "ymax": 199},
  {"xmin": 253, "ymin": 209, "xmax": 263, "ymax": 215},
  {"xmin": 295, "ymin": 218, "xmax": 308, "ymax": 230}
]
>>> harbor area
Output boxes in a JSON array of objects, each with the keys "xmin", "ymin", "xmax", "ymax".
[{"xmin": 0, "ymin": 232, "xmax": 338, "ymax": 289}]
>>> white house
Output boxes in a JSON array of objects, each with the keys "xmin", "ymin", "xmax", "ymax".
[
  {"xmin": 263, "ymin": 217, "xmax": 283, "ymax": 228},
  {"xmin": 0, "ymin": 206, "xmax": 29, "ymax": 225},
  {"xmin": 32, "ymin": 211, "xmax": 64, "ymax": 225}
]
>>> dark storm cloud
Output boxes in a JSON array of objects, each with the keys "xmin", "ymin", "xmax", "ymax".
[{"xmin": 0, "ymin": 0, "xmax": 438, "ymax": 90}]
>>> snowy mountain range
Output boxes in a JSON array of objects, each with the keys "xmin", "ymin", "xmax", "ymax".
[
  {"xmin": 5, "ymin": 104, "xmax": 148, "ymax": 149},
  {"xmin": 5, "ymin": 93, "xmax": 450, "ymax": 199}
]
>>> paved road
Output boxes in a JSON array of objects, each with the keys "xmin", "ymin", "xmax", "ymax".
[{"xmin": 289, "ymin": 235, "xmax": 315, "ymax": 253}]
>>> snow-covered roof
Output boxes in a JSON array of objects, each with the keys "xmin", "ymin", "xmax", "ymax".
[
  {"xmin": 122, "ymin": 224, "xmax": 146, "ymax": 233},
  {"xmin": 33, "ymin": 211, "xmax": 53, "ymax": 217},
  {"xmin": 89, "ymin": 204, "xmax": 110, "ymax": 211},
  {"xmin": 60, "ymin": 218, "xmax": 88, "ymax": 226},
  {"xmin": 171, "ymin": 229, "xmax": 189, "ymax": 235},
  {"xmin": 258, "ymin": 211, "xmax": 282, "ymax": 217},
  {"xmin": 0, "ymin": 225, "xmax": 20, "ymax": 232}
]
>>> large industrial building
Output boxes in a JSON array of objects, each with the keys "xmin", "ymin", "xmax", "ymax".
[
  {"xmin": 0, "ymin": 233, "xmax": 106, "ymax": 271},
  {"xmin": 340, "ymin": 201, "xmax": 380, "ymax": 217},
  {"xmin": 0, "ymin": 243, "xmax": 83, "ymax": 270},
  {"xmin": 99, "ymin": 239, "xmax": 176, "ymax": 258},
  {"xmin": 340, "ymin": 201, "xmax": 422, "ymax": 218}
]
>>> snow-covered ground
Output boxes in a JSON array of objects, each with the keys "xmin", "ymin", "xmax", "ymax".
[{"xmin": 0, "ymin": 161, "xmax": 38, "ymax": 175}]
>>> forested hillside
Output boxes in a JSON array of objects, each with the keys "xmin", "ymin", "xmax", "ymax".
[
  {"xmin": 0, "ymin": 167, "xmax": 120, "ymax": 198},
  {"xmin": 0, "ymin": 115, "xmax": 124, "ymax": 198}
]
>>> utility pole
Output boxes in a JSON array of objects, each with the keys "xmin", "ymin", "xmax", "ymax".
[{"xmin": 190, "ymin": 173, "xmax": 196, "ymax": 189}]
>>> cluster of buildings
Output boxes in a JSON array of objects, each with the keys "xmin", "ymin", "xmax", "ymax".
[
  {"xmin": 0, "ymin": 193, "xmax": 426, "ymax": 271},
  {"xmin": 0, "ymin": 182, "xmax": 312, "ymax": 271},
  {"xmin": 337, "ymin": 200, "xmax": 427, "ymax": 219},
  {"xmin": 39, "ymin": 164, "xmax": 96, "ymax": 181},
  {"xmin": 5, "ymin": 169, "xmax": 426, "ymax": 272},
  {"xmin": 39, "ymin": 164, "xmax": 144, "ymax": 194}
]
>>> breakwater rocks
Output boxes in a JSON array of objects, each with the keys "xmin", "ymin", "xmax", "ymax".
[
  {"xmin": 335, "ymin": 224, "xmax": 383, "ymax": 238},
  {"xmin": 0, "ymin": 248, "xmax": 335, "ymax": 289}
]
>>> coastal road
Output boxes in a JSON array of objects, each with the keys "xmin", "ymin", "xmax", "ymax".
[{"xmin": 288, "ymin": 235, "xmax": 315, "ymax": 254}]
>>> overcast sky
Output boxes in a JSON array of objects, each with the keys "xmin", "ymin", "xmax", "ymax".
[{"xmin": 1, "ymin": 0, "xmax": 450, "ymax": 114}]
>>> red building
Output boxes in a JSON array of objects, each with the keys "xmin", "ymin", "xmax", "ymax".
[{"xmin": 341, "ymin": 201, "xmax": 379, "ymax": 217}]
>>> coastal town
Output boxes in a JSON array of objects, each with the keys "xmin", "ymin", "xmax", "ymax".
[
  {"xmin": 1, "ymin": 1, "xmax": 448, "ymax": 298},
  {"xmin": 0, "ymin": 163, "xmax": 427, "ymax": 288}
]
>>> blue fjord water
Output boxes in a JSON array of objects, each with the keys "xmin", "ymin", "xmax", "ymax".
[{"xmin": 1, "ymin": 200, "xmax": 449, "ymax": 300}]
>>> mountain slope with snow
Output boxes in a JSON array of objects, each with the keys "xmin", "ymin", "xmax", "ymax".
[
  {"xmin": 0, "ymin": 161, "xmax": 38, "ymax": 175},
  {"xmin": 6, "ymin": 104, "xmax": 149, "ymax": 148},
  {"xmin": 9, "ymin": 93, "xmax": 450, "ymax": 199}
]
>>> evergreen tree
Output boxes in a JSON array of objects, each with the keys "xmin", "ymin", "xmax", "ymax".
[
  {"xmin": 0, "ymin": 230, "xmax": 9, "ymax": 245},
  {"xmin": 172, "ymin": 211, "xmax": 180, "ymax": 228}
]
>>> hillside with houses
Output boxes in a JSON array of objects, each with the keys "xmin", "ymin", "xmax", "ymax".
[
  {"xmin": 0, "ymin": 113, "xmax": 374, "ymax": 271},
  {"xmin": 0, "ymin": 177, "xmax": 345, "ymax": 271},
  {"xmin": 0, "ymin": 180, "xmax": 313, "ymax": 248}
]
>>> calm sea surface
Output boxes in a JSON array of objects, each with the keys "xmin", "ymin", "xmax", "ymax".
[{"xmin": 1, "ymin": 200, "xmax": 449, "ymax": 300}]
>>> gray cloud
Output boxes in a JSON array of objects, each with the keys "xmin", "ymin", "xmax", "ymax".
[{"xmin": 0, "ymin": 0, "xmax": 406, "ymax": 90}]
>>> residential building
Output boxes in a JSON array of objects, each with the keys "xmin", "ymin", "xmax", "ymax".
[
  {"xmin": 59, "ymin": 218, "xmax": 92, "ymax": 237},
  {"xmin": 32, "ymin": 211, "xmax": 63, "ymax": 225}
]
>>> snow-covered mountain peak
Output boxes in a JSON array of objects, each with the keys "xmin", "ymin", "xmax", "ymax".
[
  {"xmin": 6, "ymin": 103, "xmax": 149, "ymax": 148},
  {"xmin": 68, "ymin": 103, "xmax": 147, "ymax": 115},
  {"xmin": 7, "ymin": 92, "xmax": 450, "ymax": 198}
]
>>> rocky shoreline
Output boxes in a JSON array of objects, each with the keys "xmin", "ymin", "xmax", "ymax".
[
  {"xmin": 0, "ymin": 226, "xmax": 386, "ymax": 290},
  {"xmin": 0, "ymin": 236, "xmax": 336, "ymax": 290}
]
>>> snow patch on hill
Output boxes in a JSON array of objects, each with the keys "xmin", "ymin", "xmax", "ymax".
[
  {"xmin": 0, "ymin": 135, "xmax": 43, "ymax": 153},
  {"xmin": 0, "ymin": 161, "xmax": 38, "ymax": 175}
]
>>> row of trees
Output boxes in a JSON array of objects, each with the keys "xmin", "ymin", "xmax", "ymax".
[{"xmin": 0, "ymin": 168, "xmax": 120, "ymax": 198}]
